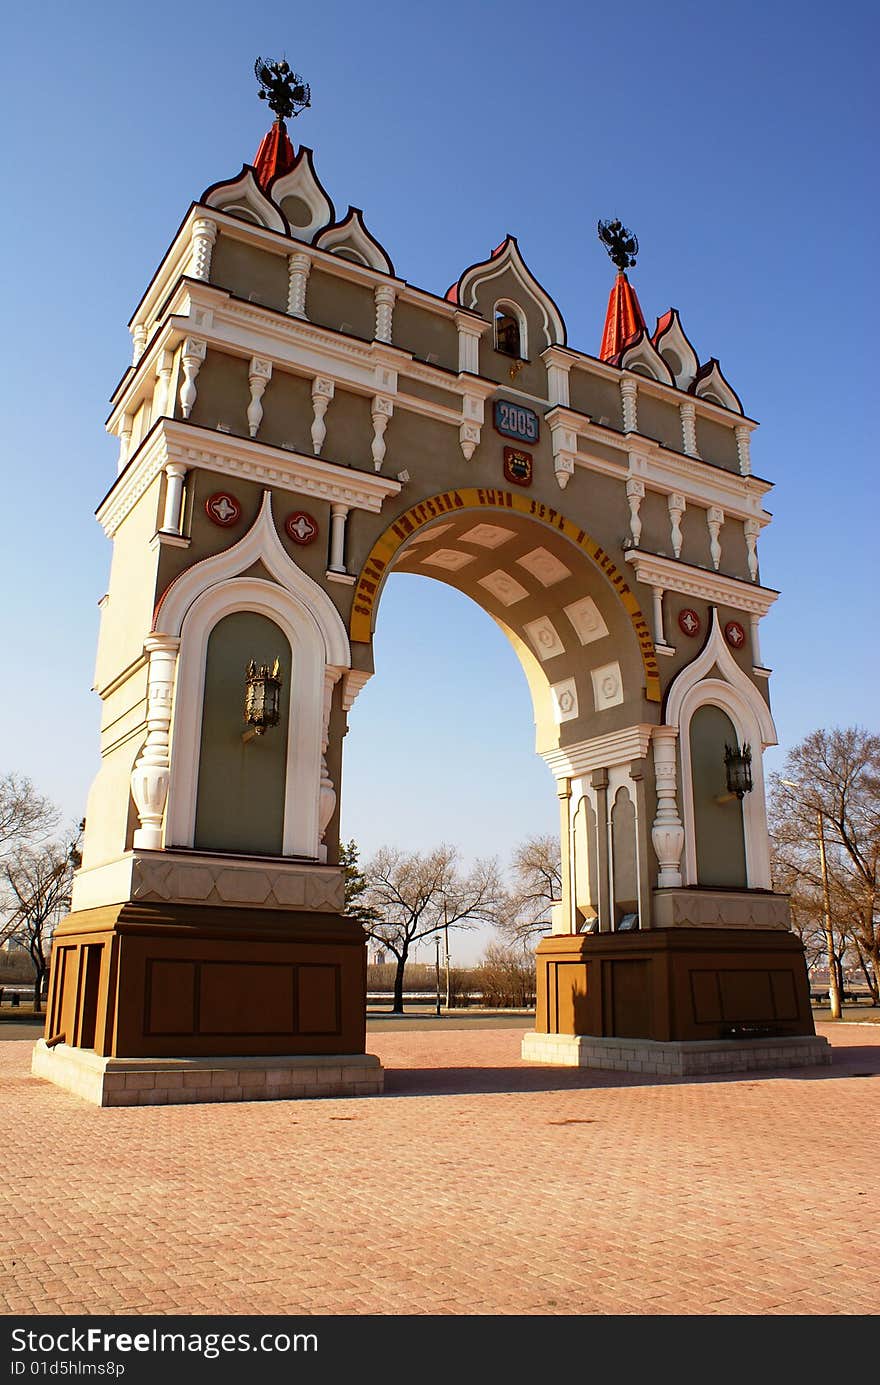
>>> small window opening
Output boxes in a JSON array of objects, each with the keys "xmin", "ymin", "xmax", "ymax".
[{"xmin": 495, "ymin": 309, "xmax": 521, "ymax": 358}]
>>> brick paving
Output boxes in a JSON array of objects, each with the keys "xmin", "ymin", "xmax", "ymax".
[{"xmin": 1, "ymin": 1021, "xmax": 877, "ymax": 1316}]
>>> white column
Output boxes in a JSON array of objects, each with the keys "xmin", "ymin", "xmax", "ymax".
[
  {"xmin": 680, "ymin": 400, "xmax": 699, "ymax": 457},
  {"xmin": 117, "ymin": 412, "xmax": 133, "ymax": 473},
  {"xmin": 318, "ymin": 669, "xmax": 341, "ymax": 853},
  {"xmin": 160, "ymin": 464, "xmax": 187, "ymax": 535},
  {"xmin": 651, "ymin": 726, "xmax": 684, "ymax": 889},
  {"xmin": 651, "ymin": 586, "xmax": 666, "ymax": 646},
  {"xmin": 371, "ymin": 395, "xmax": 394, "ymax": 471},
  {"xmin": 374, "ymin": 284, "xmax": 396, "ymax": 343},
  {"xmin": 735, "ymin": 424, "xmax": 752, "ymax": 476},
  {"xmin": 707, "ymin": 506, "xmax": 724, "ymax": 571},
  {"xmin": 131, "ymin": 635, "xmax": 181, "ymax": 850},
  {"xmin": 620, "ymin": 376, "xmax": 638, "ymax": 433},
  {"xmin": 626, "ymin": 477, "xmax": 644, "ymax": 548},
  {"xmin": 247, "ymin": 357, "xmax": 272, "ymax": 438},
  {"xmin": 310, "ymin": 377, "xmax": 335, "ymax": 455},
  {"xmin": 287, "ymin": 250, "xmax": 310, "ymax": 318},
  {"xmin": 179, "ymin": 338, "xmax": 206, "ymax": 419},
  {"xmin": 329, "ymin": 504, "xmax": 349, "ymax": 573},
  {"xmin": 190, "ymin": 217, "xmax": 218, "ymax": 281},
  {"xmin": 546, "ymin": 359, "xmax": 571, "ymax": 408},
  {"xmin": 667, "ymin": 493, "xmax": 686, "ymax": 558},
  {"xmin": 749, "ymin": 614, "xmax": 763, "ymax": 667},
  {"xmin": 744, "ymin": 518, "xmax": 760, "ymax": 582},
  {"xmin": 454, "ymin": 312, "xmax": 485, "ymax": 374}
]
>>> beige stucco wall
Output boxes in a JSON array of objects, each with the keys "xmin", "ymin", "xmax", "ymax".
[
  {"xmin": 393, "ymin": 301, "xmax": 458, "ymax": 372},
  {"xmin": 307, "ymin": 267, "xmax": 374, "ymax": 342},
  {"xmin": 211, "ymin": 234, "xmax": 288, "ymax": 313}
]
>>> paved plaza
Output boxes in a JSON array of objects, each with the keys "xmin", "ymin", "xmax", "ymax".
[{"xmin": 2, "ymin": 1021, "xmax": 877, "ymax": 1317}]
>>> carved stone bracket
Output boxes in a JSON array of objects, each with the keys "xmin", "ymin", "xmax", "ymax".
[
  {"xmin": 667, "ymin": 493, "xmax": 686, "ymax": 558},
  {"xmin": 190, "ymin": 217, "xmax": 218, "ymax": 282},
  {"xmin": 651, "ymin": 726, "xmax": 684, "ymax": 888},
  {"xmin": 131, "ymin": 635, "xmax": 181, "ymax": 850},
  {"xmin": 735, "ymin": 424, "xmax": 752, "ymax": 476},
  {"xmin": 679, "ymin": 400, "xmax": 699, "ymax": 458},
  {"xmin": 247, "ymin": 357, "xmax": 273, "ymax": 438},
  {"xmin": 179, "ymin": 338, "xmax": 207, "ymax": 420},
  {"xmin": 546, "ymin": 408, "xmax": 578, "ymax": 490},
  {"xmin": 620, "ymin": 376, "xmax": 638, "ymax": 433},
  {"xmin": 626, "ymin": 476, "xmax": 645, "ymax": 547},
  {"xmin": 287, "ymin": 251, "xmax": 311, "ymax": 318},
  {"xmin": 310, "ymin": 377, "xmax": 335, "ymax": 455},
  {"xmin": 459, "ymin": 393, "xmax": 485, "ymax": 461},
  {"xmin": 707, "ymin": 505, "xmax": 725, "ymax": 571},
  {"xmin": 374, "ymin": 284, "xmax": 396, "ymax": 344},
  {"xmin": 743, "ymin": 517, "xmax": 760, "ymax": 582},
  {"xmin": 371, "ymin": 395, "xmax": 394, "ymax": 471}
]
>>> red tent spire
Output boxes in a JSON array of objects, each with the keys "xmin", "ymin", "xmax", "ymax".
[
  {"xmin": 599, "ymin": 271, "xmax": 646, "ymax": 362},
  {"xmin": 253, "ymin": 119, "xmax": 296, "ymax": 188}
]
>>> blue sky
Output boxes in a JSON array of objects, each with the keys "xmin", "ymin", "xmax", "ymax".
[{"xmin": 1, "ymin": 2, "xmax": 876, "ymax": 958}]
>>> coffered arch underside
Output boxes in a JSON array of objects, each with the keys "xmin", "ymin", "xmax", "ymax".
[{"xmin": 349, "ymin": 489, "xmax": 661, "ymax": 751}]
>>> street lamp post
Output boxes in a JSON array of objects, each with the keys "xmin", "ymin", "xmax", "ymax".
[
  {"xmin": 443, "ymin": 900, "xmax": 450, "ymax": 1011},
  {"xmin": 434, "ymin": 932, "xmax": 442, "ymax": 1017},
  {"xmin": 782, "ymin": 780, "xmax": 842, "ymax": 1020}
]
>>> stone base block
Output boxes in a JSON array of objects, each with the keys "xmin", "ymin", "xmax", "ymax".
[
  {"xmin": 521, "ymin": 1030, "xmax": 832, "ymax": 1076},
  {"xmin": 32, "ymin": 1040, "xmax": 384, "ymax": 1107}
]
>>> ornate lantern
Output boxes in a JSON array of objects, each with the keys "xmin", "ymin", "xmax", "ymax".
[
  {"xmin": 724, "ymin": 742, "xmax": 753, "ymax": 799},
  {"xmin": 244, "ymin": 658, "xmax": 283, "ymax": 738}
]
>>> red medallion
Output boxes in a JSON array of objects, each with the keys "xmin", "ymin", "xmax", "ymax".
[
  {"xmin": 678, "ymin": 608, "xmax": 701, "ymax": 638},
  {"xmin": 503, "ymin": 447, "xmax": 533, "ymax": 487},
  {"xmin": 285, "ymin": 511, "xmax": 319, "ymax": 545},
  {"xmin": 725, "ymin": 620, "xmax": 746, "ymax": 649},
  {"xmin": 205, "ymin": 492, "xmax": 241, "ymax": 527}
]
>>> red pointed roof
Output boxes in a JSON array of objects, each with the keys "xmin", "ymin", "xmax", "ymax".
[
  {"xmin": 253, "ymin": 120, "xmax": 296, "ymax": 188},
  {"xmin": 599, "ymin": 271, "xmax": 646, "ymax": 362}
]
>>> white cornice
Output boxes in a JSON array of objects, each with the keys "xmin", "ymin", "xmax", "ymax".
[
  {"xmin": 624, "ymin": 549, "xmax": 779, "ymax": 616},
  {"xmin": 622, "ymin": 444, "xmax": 772, "ymax": 519},
  {"xmin": 541, "ymin": 724, "xmax": 656, "ymax": 779},
  {"xmin": 97, "ymin": 419, "xmax": 400, "ymax": 538}
]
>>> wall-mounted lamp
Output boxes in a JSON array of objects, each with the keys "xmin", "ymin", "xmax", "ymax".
[
  {"xmin": 724, "ymin": 742, "xmax": 753, "ymax": 799},
  {"xmin": 243, "ymin": 658, "xmax": 283, "ymax": 743}
]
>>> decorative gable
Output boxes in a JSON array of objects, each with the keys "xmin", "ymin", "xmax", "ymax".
[
  {"xmin": 618, "ymin": 330, "xmax": 674, "ymax": 385},
  {"xmin": 652, "ymin": 309, "xmax": 698, "ymax": 390},
  {"xmin": 314, "ymin": 208, "xmax": 394, "ymax": 275},
  {"xmin": 448, "ymin": 236, "xmax": 566, "ymax": 348},
  {"xmin": 201, "ymin": 166, "xmax": 288, "ymax": 233},
  {"xmin": 267, "ymin": 147, "xmax": 335, "ymax": 243},
  {"xmin": 690, "ymin": 358, "xmax": 743, "ymax": 414}
]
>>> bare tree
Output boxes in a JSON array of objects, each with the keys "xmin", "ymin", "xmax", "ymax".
[
  {"xmin": 770, "ymin": 727, "xmax": 880, "ymax": 1014},
  {"xmin": 361, "ymin": 845, "xmax": 503, "ymax": 1013},
  {"xmin": 3, "ymin": 825, "xmax": 82, "ymax": 1012},
  {"xmin": 496, "ymin": 834, "xmax": 562, "ymax": 944},
  {"xmin": 0, "ymin": 772, "xmax": 57, "ymax": 861}
]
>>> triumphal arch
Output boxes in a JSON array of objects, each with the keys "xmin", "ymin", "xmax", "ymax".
[{"xmin": 35, "ymin": 65, "xmax": 829, "ymax": 1104}]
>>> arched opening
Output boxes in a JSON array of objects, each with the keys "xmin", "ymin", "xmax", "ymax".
[
  {"xmin": 494, "ymin": 301, "xmax": 525, "ymax": 358},
  {"xmin": 194, "ymin": 611, "xmax": 292, "ymax": 855},
  {"xmin": 688, "ymin": 704, "xmax": 747, "ymax": 888}
]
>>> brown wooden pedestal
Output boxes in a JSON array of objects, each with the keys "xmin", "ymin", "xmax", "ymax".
[
  {"xmin": 44, "ymin": 901, "xmax": 368, "ymax": 1059},
  {"xmin": 534, "ymin": 928, "xmax": 817, "ymax": 1043}
]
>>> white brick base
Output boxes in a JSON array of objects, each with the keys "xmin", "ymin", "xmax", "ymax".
[
  {"xmin": 31, "ymin": 1040, "xmax": 384, "ymax": 1106},
  {"xmin": 521, "ymin": 1030, "xmax": 832, "ymax": 1076}
]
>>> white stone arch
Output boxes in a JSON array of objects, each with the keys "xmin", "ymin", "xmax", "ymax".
[
  {"xmin": 619, "ymin": 332, "xmax": 674, "ymax": 385},
  {"xmin": 454, "ymin": 237, "xmax": 567, "ymax": 347},
  {"xmin": 665, "ymin": 610, "xmax": 776, "ymax": 888},
  {"xmin": 201, "ymin": 167, "xmax": 288, "ymax": 234},
  {"xmin": 652, "ymin": 309, "xmax": 698, "ymax": 390},
  {"xmin": 153, "ymin": 491, "xmax": 350, "ymax": 859}
]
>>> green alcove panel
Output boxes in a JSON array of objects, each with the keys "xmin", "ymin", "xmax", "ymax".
[
  {"xmin": 689, "ymin": 704, "xmax": 747, "ymax": 888},
  {"xmin": 194, "ymin": 611, "xmax": 291, "ymax": 856}
]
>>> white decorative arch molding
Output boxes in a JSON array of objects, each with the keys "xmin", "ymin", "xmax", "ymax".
[
  {"xmin": 267, "ymin": 148, "xmax": 334, "ymax": 243},
  {"xmin": 144, "ymin": 491, "xmax": 350, "ymax": 859},
  {"xmin": 619, "ymin": 332, "xmax": 674, "ymax": 385},
  {"xmin": 455, "ymin": 237, "xmax": 566, "ymax": 348},
  {"xmin": 202, "ymin": 167, "xmax": 288, "ymax": 235},
  {"xmin": 691, "ymin": 359, "xmax": 743, "ymax": 415},
  {"xmin": 665, "ymin": 610, "xmax": 776, "ymax": 888},
  {"xmin": 314, "ymin": 208, "xmax": 394, "ymax": 275},
  {"xmin": 494, "ymin": 297, "xmax": 528, "ymax": 358},
  {"xmin": 652, "ymin": 309, "xmax": 698, "ymax": 390}
]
